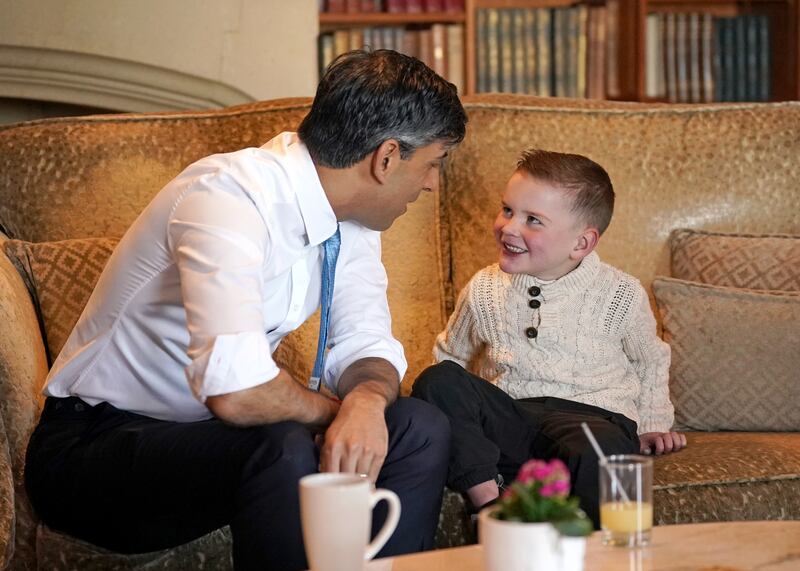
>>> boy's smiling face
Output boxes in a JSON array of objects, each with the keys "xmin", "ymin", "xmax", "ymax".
[{"xmin": 493, "ymin": 171, "xmax": 591, "ymax": 280}]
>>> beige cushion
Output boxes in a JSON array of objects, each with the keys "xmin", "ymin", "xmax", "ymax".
[
  {"xmin": 670, "ymin": 229, "xmax": 800, "ymax": 291},
  {"xmin": 653, "ymin": 277, "xmax": 800, "ymax": 431},
  {"xmin": 3, "ymin": 238, "xmax": 119, "ymax": 363}
]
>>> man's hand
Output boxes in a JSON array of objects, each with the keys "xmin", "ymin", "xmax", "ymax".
[
  {"xmin": 319, "ymin": 358, "xmax": 399, "ymax": 482},
  {"xmin": 639, "ymin": 431, "xmax": 687, "ymax": 455},
  {"xmin": 321, "ymin": 391, "xmax": 388, "ymax": 482}
]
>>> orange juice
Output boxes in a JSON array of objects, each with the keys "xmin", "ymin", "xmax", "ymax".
[{"xmin": 600, "ymin": 501, "xmax": 653, "ymax": 546}]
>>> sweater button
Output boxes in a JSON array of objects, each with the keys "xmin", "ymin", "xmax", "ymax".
[
  {"xmin": 528, "ymin": 299, "xmax": 541, "ymax": 309},
  {"xmin": 525, "ymin": 327, "xmax": 538, "ymax": 339},
  {"xmin": 528, "ymin": 286, "xmax": 541, "ymax": 297}
]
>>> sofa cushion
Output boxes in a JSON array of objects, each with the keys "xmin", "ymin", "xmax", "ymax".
[
  {"xmin": 653, "ymin": 432, "xmax": 800, "ymax": 524},
  {"xmin": 670, "ymin": 229, "xmax": 800, "ymax": 291},
  {"xmin": 36, "ymin": 525, "xmax": 232, "ymax": 571},
  {"xmin": 653, "ymin": 277, "xmax": 800, "ymax": 431},
  {"xmin": 4, "ymin": 238, "xmax": 120, "ymax": 364}
]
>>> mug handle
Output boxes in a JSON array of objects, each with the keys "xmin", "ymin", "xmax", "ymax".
[{"xmin": 364, "ymin": 488, "xmax": 401, "ymax": 560}]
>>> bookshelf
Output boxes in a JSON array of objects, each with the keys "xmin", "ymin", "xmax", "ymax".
[{"xmin": 317, "ymin": 0, "xmax": 800, "ymax": 102}]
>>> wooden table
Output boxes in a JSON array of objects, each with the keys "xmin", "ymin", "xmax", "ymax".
[{"xmin": 365, "ymin": 521, "xmax": 800, "ymax": 571}]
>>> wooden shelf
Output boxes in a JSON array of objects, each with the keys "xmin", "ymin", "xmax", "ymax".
[
  {"xmin": 320, "ymin": 12, "xmax": 465, "ymax": 26},
  {"xmin": 317, "ymin": 0, "xmax": 799, "ymax": 101}
]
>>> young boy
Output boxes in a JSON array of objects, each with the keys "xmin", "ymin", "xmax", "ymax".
[{"xmin": 412, "ymin": 149, "xmax": 686, "ymax": 527}]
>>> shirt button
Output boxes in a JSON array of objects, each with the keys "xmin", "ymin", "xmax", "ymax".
[
  {"xmin": 528, "ymin": 286, "xmax": 541, "ymax": 297},
  {"xmin": 528, "ymin": 299, "xmax": 541, "ymax": 309},
  {"xmin": 525, "ymin": 327, "xmax": 538, "ymax": 339}
]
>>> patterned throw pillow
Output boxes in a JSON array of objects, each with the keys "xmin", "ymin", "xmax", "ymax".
[
  {"xmin": 653, "ymin": 277, "xmax": 800, "ymax": 431},
  {"xmin": 3, "ymin": 238, "xmax": 119, "ymax": 364},
  {"xmin": 670, "ymin": 229, "xmax": 800, "ymax": 291}
]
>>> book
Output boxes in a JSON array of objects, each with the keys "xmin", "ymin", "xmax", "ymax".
[
  {"xmin": 446, "ymin": 24, "xmax": 465, "ymax": 93},
  {"xmin": 327, "ymin": 0, "xmax": 346, "ymax": 13},
  {"xmin": 712, "ymin": 17, "xmax": 725, "ymax": 101},
  {"xmin": 576, "ymin": 4, "xmax": 589, "ymax": 98},
  {"xmin": 511, "ymin": 9, "xmax": 526, "ymax": 93},
  {"xmin": 386, "ymin": 0, "xmax": 405, "ymax": 14},
  {"xmin": 746, "ymin": 15, "xmax": 759, "ymax": 101},
  {"xmin": 499, "ymin": 9, "xmax": 513, "ymax": 93},
  {"xmin": 418, "ymin": 27, "xmax": 433, "ymax": 69},
  {"xmin": 757, "ymin": 15, "xmax": 771, "ymax": 101},
  {"xmin": 552, "ymin": 7, "xmax": 567, "ymax": 97},
  {"xmin": 406, "ymin": 0, "xmax": 423, "ymax": 13},
  {"xmin": 663, "ymin": 13, "xmax": 677, "ymax": 102},
  {"xmin": 645, "ymin": 13, "xmax": 664, "ymax": 99},
  {"xmin": 349, "ymin": 27, "xmax": 364, "ymax": 51},
  {"xmin": 605, "ymin": 0, "xmax": 621, "ymax": 98},
  {"xmin": 688, "ymin": 13, "xmax": 701, "ymax": 102},
  {"xmin": 734, "ymin": 15, "xmax": 747, "ymax": 101},
  {"xmin": 319, "ymin": 33, "xmax": 335, "ymax": 78},
  {"xmin": 701, "ymin": 13, "xmax": 714, "ymax": 102},
  {"xmin": 486, "ymin": 9, "xmax": 500, "ymax": 92},
  {"xmin": 423, "ymin": 0, "xmax": 444, "ymax": 12},
  {"xmin": 476, "ymin": 9, "xmax": 488, "ymax": 92},
  {"xmin": 431, "ymin": 23, "xmax": 448, "ymax": 79},
  {"xmin": 675, "ymin": 13, "xmax": 689, "ymax": 102},
  {"xmin": 587, "ymin": 5, "xmax": 607, "ymax": 100},
  {"xmin": 334, "ymin": 29, "xmax": 350, "ymax": 58},
  {"xmin": 536, "ymin": 8, "xmax": 551, "ymax": 97},
  {"xmin": 523, "ymin": 9, "xmax": 537, "ymax": 94},
  {"xmin": 443, "ymin": 0, "xmax": 464, "ymax": 13}
]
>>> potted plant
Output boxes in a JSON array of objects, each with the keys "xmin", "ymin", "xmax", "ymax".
[{"xmin": 478, "ymin": 458, "xmax": 593, "ymax": 571}]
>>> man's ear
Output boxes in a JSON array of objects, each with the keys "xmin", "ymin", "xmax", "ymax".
[
  {"xmin": 571, "ymin": 228, "xmax": 600, "ymax": 260},
  {"xmin": 371, "ymin": 139, "xmax": 401, "ymax": 184}
]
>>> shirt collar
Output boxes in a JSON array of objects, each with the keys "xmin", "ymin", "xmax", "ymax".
[
  {"xmin": 279, "ymin": 132, "xmax": 338, "ymax": 247},
  {"xmin": 509, "ymin": 251, "xmax": 601, "ymax": 293}
]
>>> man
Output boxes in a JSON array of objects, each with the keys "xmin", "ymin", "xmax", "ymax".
[{"xmin": 24, "ymin": 50, "xmax": 468, "ymax": 571}]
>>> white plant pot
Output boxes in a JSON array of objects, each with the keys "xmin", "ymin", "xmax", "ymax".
[{"xmin": 478, "ymin": 507, "xmax": 587, "ymax": 571}]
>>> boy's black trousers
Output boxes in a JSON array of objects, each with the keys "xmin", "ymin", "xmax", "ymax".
[
  {"xmin": 412, "ymin": 360, "xmax": 640, "ymax": 527},
  {"xmin": 25, "ymin": 395, "xmax": 450, "ymax": 571}
]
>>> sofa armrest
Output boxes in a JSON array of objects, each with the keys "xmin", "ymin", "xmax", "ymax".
[{"xmin": 0, "ymin": 248, "xmax": 49, "ymax": 569}]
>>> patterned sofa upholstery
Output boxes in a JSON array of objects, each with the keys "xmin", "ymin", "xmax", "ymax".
[{"xmin": 1, "ymin": 95, "xmax": 799, "ymax": 569}]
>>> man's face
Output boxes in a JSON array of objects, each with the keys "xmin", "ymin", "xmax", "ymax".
[{"xmin": 358, "ymin": 141, "xmax": 449, "ymax": 232}]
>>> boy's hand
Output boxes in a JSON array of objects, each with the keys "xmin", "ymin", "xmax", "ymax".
[{"xmin": 639, "ymin": 431, "xmax": 687, "ymax": 455}]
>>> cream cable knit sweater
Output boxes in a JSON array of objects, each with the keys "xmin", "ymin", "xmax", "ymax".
[{"xmin": 434, "ymin": 252, "xmax": 674, "ymax": 434}]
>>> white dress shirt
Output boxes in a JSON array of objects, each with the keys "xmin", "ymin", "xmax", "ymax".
[{"xmin": 44, "ymin": 132, "xmax": 407, "ymax": 422}]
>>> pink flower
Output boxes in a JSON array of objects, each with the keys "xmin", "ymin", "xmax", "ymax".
[{"xmin": 517, "ymin": 460, "xmax": 550, "ymax": 484}]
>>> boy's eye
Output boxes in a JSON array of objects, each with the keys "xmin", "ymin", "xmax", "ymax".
[
  {"xmin": 527, "ymin": 215, "xmax": 541, "ymax": 225},
  {"xmin": 502, "ymin": 206, "xmax": 512, "ymax": 216}
]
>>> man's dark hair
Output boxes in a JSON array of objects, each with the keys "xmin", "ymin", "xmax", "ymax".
[
  {"xmin": 516, "ymin": 149, "xmax": 615, "ymax": 235},
  {"xmin": 298, "ymin": 49, "xmax": 467, "ymax": 168}
]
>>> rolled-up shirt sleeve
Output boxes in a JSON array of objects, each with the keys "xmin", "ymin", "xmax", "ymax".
[
  {"xmin": 323, "ymin": 226, "xmax": 407, "ymax": 392},
  {"xmin": 167, "ymin": 173, "xmax": 280, "ymax": 402}
]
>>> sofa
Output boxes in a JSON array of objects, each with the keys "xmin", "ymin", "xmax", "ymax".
[{"xmin": 1, "ymin": 95, "xmax": 799, "ymax": 569}]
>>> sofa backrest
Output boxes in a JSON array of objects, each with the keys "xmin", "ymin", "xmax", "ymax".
[{"xmin": 444, "ymin": 96, "xmax": 800, "ymax": 312}]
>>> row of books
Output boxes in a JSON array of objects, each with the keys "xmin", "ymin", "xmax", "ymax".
[
  {"xmin": 646, "ymin": 12, "xmax": 771, "ymax": 103},
  {"xmin": 318, "ymin": 25, "xmax": 464, "ymax": 92},
  {"xmin": 475, "ymin": 6, "xmax": 612, "ymax": 99},
  {"xmin": 321, "ymin": 0, "xmax": 464, "ymax": 13}
]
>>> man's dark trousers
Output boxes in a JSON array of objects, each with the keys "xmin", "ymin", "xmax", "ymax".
[
  {"xmin": 25, "ymin": 395, "xmax": 450, "ymax": 571},
  {"xmin": 411, "ymin": 360, "xmax": 640, "ymax": 527}
]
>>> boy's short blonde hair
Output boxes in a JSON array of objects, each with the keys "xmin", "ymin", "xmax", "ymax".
[{"xmin": 516, "ymin": 149, "xmax": 615, "ymax": 235}]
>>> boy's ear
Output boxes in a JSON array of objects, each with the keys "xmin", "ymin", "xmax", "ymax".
[
  {"xmin": 571, "ymin": 228, "xmax": 600, "ymax": 260},
  {"xmin": 371, "ymin": 139, "xmax": 401, "ymax": 184}
]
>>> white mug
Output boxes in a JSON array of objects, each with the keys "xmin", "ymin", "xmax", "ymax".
[{"xmin": 299, "ymin": 473, "xmax": 401, "ymax": 571}]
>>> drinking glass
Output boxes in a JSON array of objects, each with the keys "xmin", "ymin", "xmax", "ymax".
[{"xmin": 599, "ymin": 455, "xmax": 653, "ymax": 547}]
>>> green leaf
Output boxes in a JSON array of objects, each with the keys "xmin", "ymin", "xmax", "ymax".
[{"xmin": 553, "ymin": 511, "xmax": 593, "ymax": 537}]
